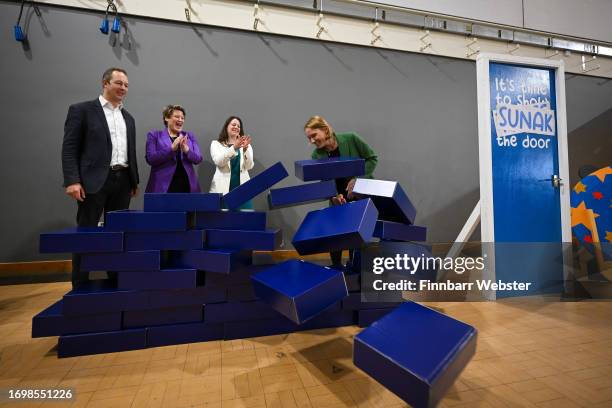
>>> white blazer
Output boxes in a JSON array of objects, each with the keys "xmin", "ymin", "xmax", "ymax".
[{"xmin": 209, "ymin": 140, "xmax": 254, "ymax": 194}]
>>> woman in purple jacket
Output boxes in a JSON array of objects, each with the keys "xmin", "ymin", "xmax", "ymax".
[{"xmin": 145, "ymin": 105, "xmax": 203, "ymax": 193}]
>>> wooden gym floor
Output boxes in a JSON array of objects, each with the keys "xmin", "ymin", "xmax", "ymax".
[{"xmin": 0, "ymin": 282, "xmax": 611, "ymax": 408}]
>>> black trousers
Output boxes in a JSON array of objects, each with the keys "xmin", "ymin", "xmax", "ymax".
[{"xmin": 72, "ymin": 169, "xmax": 132, "ymax": 288}]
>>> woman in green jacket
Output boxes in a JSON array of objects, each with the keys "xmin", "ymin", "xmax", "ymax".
[{"xmin": 304, "ymin": 115, "xmax": 378, "ymax": 268}]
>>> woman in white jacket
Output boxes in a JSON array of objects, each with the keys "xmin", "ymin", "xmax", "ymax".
[{"xmin": 209, "ymin": 116, "xmax": 254, "ymax": 209}]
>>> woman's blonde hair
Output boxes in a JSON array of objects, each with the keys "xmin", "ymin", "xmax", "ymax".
[{"xmin": 304, "ymin": 115, "xmax": 335, "ymax": 140}]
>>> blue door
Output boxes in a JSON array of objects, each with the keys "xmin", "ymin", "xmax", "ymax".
[{"xmin": 488, "ymin": 62, "xmax": 564, "ymax": 296}]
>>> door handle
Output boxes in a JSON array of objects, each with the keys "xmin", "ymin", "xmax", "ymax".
[
  {"xmin": 537, "ymin": 175, "xmax": 562, "ymax": 188},
  {"xmin": 550, "ymin": 174, "xmax": 562, "ymax": 188}
]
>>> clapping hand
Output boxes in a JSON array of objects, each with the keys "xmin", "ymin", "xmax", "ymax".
[
  {"xmin": 180, "ymin": 136, "xmax": 190, "ymax": 153},
  {"xmin": 240, "ymin": 135, "xmax": 252, "ymax": 152},
  {"xmin": 171, "ymin": 135, "xmax": 184, "ymax": 151}
]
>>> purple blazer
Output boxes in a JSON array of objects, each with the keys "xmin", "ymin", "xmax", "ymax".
[{"xmin": 145, "ymin": 129, "xmax": 203, "ymax": 193}]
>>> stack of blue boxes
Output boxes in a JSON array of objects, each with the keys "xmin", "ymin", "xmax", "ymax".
[
  {"xmin": 35, "ymin": 162, "xmax": 288, "ymax": 357},
  {"xmin": 33, "ymin": 158, "xmax": 476, "ymax": 407}
]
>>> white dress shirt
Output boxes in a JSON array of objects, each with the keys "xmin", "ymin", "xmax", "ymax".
[{"xmin": 98, "ymin": 95, "xmax": 128, "ymax": 167}]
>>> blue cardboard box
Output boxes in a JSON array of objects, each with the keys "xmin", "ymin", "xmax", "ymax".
[
  {"xmin": 117, "ymin": 269, "xmax": 199, "ymax": 290},
  {"xmin": 204, "ymin": 300, "xmax": 281, "ymax": 323},
  {"xmin": 124, "ymin": 230, "xmax": 205, "ymax": 251},
  {"xmin": 106, "ymin": 210, "xmax": 189, "ymax": 232},
  {"xmin": 170, "ymin": 249, "xmax": 252, "ymax": 274},
  {"xmin": 223, "ymin": 162, "xmax": 288, "ymax": 209},
  {"xmin": 32, "ymin": 300, "xmax": 121, "ymax": 337},
  {"xmin": 143, "ymin": 193, "xmax": 221, "ymax": 212},
  {"xmin": 123, "ymin": 305, "xmax": 203, "ymax": 328},
  {"xmin": 39, "ymin": 227, "xmax": 123, "ymax": 253},
  {"xmin": 62, "ymin": 280, "xmax": 148, "ymax": 316},
  {"xmin": 58, "ymin": 328, "xmax": 147, "ymax": 358},
  {"xmin": 353, "ymin": 178, "xmax": 417, "ymax": 225},
  {"xmin": 147, "ymin": 322, "xmax": 224, "ymax": 347},
  {"xmin": 79, "ymin": 250, "xmax": 161, "ymax": 272},
  {"xmin": 354, "ymin": 302, "xmax": 477, "ymax": 408},
  {"xmin": 374, "ymin": 221, "xmax": 427, "ymax": 242},
  {"xmin": 251, "ymin": 260, "xmax": 348, "ymax": 324},
  {"xmin": 268, "ymin": 180, "xmax": 337, "ymax": 208},
  {"xmin": 194, "ymin": 210, "xmax": 266, "ymax": 230},
  {"xmin": 206, "ymin": 229, "xmax": 282, "ymax": 251},
  {"xmin": 292, "ymin": 199, "xmax": 378, "ymax": 255},
  {"xmin": 294, "ymin": 157, "xmax": 365, "ymax": 181}
]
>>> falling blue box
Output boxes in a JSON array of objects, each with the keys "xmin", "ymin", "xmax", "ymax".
[
  {"xmin": 206, "ymin": 229, "xmax": 282, "ymax": 251},
  {"xmin": 106, "ymin": 210, "xmax": 189, "ymax": 232},
  {"xmin": 170, "ymin": 249, "xmax": 252, "ymax": 274},
  {"xmin": 204, "ymin": 301, "xmax": 282, "ymax": 323},
  {"xmin": 292, "ymin": 199, "xmax": 378, "ymax": 255},
  {"xmin": 357, "ymin": 307, "xmax": 396, "ymax": 328},
  {"xmin": 143, "ymin": 193, "xmax": 221, "ymax": 212},
  {"xmin": 62, "ymin": 281, "xmax": 148, "ymax": 316},
  {"xmin": 32, "ymin": 300, "xmax": 121, "ymax": 337},
  {"xmin": 353, "ymin": 179, "xmax": 417, "ymax": 225},
  {"xmin": 39, "ymin": 227, "xmax": 123, "ymax": 253},
  {"xmin": 353, "ymin": 302, "xmax": 477, "ymax": 408},
  {"xmin": 250, "ymin": 260, "xmax": 348, "ymax": 325},
  {"xmin": 58, "ymin": 328, "xmax": 147, "ymax": 358},
  {"xmin": 117, "ymin": 269, "xmax": 198, "ymax": 290},
  {"xmin": 194, "ymin": 210, "xmax": 266, "ymax": 230},
  {"xmin": 124, "ymin": 230, "xmax": 205, "ymax": 251},
  {"xmin": 374, "ymin": 221, "xmax": 427, "ymax": 242},
  {"xmin": 123, "ymin": 305, "xmax": 203, "ymax": 328},
  {"xmin": 80, "ymin": 250, "xmax": 160, "ymax": 272},
  {"xmin": 148, "ymin": 286, "xmax": 226, "ymax": 309},
  {"xmin": 147, "ymin": 322, "xmax": 224, "ymax": 347},
  {"xmin": 223, "ymin": 161, "xmax": 288, "ymax": 210},
  {"xmin": 268, "ymin": 180, "xmax": 337, "ymax": 208},
  {"xmin": 294, "ymin": 157, "xmax": 365, "ymax": 181}
]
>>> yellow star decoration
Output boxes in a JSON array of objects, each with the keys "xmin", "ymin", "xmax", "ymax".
[
  {"xmin": 573, "ymin": 181, "xmax": 587, "ymax": 194},
  {"xmin": 571, "ymin": 201, "xmax": 599, "ymax": 230},
  {"xmin": 606, "ymin": 231, "xmax": 612, "ymax": 243},
  {"xmin": 590, "ymin": 166, "xmax": 612, "ymax": 183}
]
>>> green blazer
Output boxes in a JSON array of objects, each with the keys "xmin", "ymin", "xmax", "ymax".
[{"xmin": 311, "ymin": 132, "xmax": 378, "ymax": 178}]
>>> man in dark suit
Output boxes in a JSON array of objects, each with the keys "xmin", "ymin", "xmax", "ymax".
[{"xmin": 62, "ymin": 67, "xmax": 139, "ymax": 287}]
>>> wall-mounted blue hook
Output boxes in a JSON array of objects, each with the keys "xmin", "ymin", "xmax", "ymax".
[
  {"xmin": 99, "ymin": 18, "xmax": 109, "ymax": 34},
  {"xmin": 111, "ymin": 16, "xmax": 121, "ymax": 33},
  {"xmin": 14, "ymin": 25, "xmax": 26, "ymax": 41}
]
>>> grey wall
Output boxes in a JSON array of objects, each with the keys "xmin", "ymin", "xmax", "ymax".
[{"xmin": 1, "ymin": 2, "xmax": 611, "ymax": 262}]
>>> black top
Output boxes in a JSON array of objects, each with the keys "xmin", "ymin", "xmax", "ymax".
[{"xmin": 167, "ymin": 136, "xmax": 190, "ymax": 193}]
